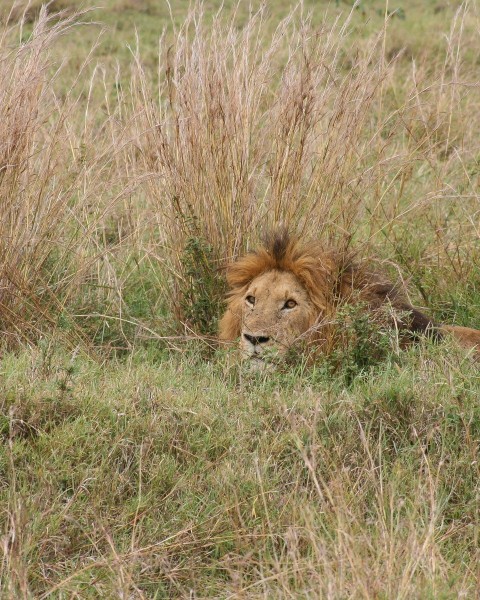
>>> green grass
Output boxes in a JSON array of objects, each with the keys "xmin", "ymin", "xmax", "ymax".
[
  {"xmin": 1, "ymin": 341, "xmax": 479, "ymax": 597},
  {"xmin": 13, "ymin": 1, "xmax": 472, "ymax": 81}
]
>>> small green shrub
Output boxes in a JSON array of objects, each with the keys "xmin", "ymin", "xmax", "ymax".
[
  {"xmin": 179, "ymin": 235, "xmax": 226, "ymax": 336},
  {"xmin": 322, "ymin": 303, "xmax": 397, "ymax": 385}
]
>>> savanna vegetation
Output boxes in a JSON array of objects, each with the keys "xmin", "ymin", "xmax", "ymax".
[{"xmin": 0, "ymin": 1, "xmax": 479, "ymax": 597}]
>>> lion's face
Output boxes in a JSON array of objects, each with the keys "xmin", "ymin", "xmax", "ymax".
[
  {"xmin": 239, "ymin": 269, "xmax": 315, "ymax": 365},
  {"xmin": 219, "ymin": 232, "xmax": 333, "ymax": 368}
]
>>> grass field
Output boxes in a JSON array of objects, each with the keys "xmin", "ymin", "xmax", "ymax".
[{"xmin": 1, "ymin": 1, "xmax": 479, "ymax": 597}]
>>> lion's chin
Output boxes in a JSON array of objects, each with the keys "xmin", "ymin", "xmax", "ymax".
[
  {"xmin": 245, "ymin": 357, "xmax": 270, "ymax": 372},
  {"xmin": 242, "ymin": 354, "xmax": 280, "ymax": 373}
]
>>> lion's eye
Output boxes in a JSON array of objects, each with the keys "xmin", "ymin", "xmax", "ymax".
[
  {"xmin": 246, "ymin": 295, "xmax": 255, "ymax": 306},
  {"xmin": 283, "ymin": 299, "xmax": 297, "ymax": 309}
]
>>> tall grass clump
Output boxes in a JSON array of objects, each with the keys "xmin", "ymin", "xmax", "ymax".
[
  {"xmin": 0, "ymin": 6, "xmax": 135, "ymax": 351},
  {"xmin": 0, "ymin": 8, "xmax": 83, "ymax": 347},
  {"xmin": 131, "ymin": 3, "xmax": 480, "ymax": 334}
]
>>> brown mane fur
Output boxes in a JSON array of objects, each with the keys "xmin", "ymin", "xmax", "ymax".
[{"xmin": 219, "ymin": 230, "xmax": 439, "ymax": 348}]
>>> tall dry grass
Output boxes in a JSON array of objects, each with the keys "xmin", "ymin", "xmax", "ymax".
[
  {"xmin": 1, "ymin": 2, "xmax": 479, "ymax": 342},
  {"xmin": 0, "ymin": 6, "xmax": 134, "ymax": 350},
  {"xmin": 130, "ymin": 3, "xmax": 480, "ymax": 334}
]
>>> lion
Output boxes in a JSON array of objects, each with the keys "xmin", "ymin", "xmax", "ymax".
[{"xmin": 219, "ymin": 230, "xmax": 480, "ymax": 367}]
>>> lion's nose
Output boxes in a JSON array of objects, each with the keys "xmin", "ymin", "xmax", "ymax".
[{"xmin": 243, "ymin": 333, "xmax": 270, "ymax": 346}]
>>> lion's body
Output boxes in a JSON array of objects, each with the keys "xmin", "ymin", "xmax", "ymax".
[{"xmin": 219, "ymin": 231, "xmax": 480, "ymax": 365}]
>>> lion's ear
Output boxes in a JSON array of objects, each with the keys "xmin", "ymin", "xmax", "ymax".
[
  {"xmin": 226, "ymin": 259, "xmax": 253, "ymax": 289},
  {"xmin": 226, "ymin": 250, "xmax": 273, "ymax": 290}
]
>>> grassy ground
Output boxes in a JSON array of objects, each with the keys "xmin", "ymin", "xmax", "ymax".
[
  {"xmin": 2, "ymin": 341, "xmax": 479, "ymax": 597},
  {"xmin": 1, "ymin": 0, "xmax": 479, "ymax": 597}
]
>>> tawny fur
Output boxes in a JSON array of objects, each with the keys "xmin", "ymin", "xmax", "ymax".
[{"xmin": 219, "ymin": 231, "xmax": 480, "ymax": 357}]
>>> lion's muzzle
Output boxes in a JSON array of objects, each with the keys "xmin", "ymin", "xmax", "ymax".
[{"xmin": 241, "ymin": 331, "xmax": 271, "ymax": 358}]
